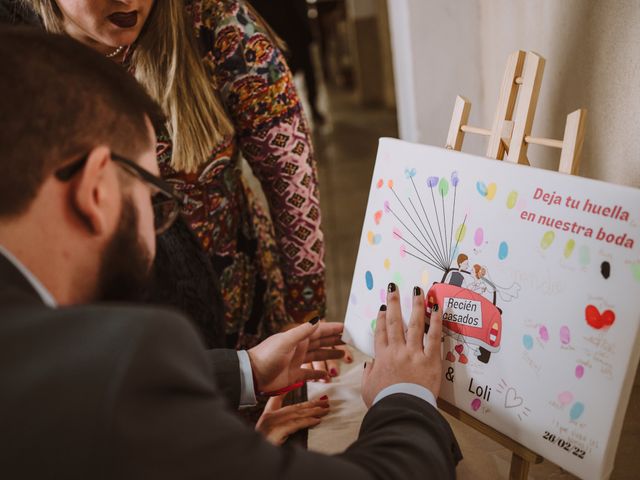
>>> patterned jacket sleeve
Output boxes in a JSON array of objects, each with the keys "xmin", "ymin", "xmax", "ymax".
[{"xmin": 196, "ymin": 0, "xmax": 326, "ymax": 321}]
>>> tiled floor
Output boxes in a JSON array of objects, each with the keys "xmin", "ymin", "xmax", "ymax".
[{"xmin": 310, "ymin": 87, "xmax": 640, "ymax": 479}]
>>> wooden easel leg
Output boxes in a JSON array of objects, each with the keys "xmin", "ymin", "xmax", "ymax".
[{"xmin": 509, "ymin": 453, "xmax": 530, "ymax": 480}]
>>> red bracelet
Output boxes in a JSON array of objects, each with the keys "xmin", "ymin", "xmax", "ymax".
[{"xmin": 259, "ymin": 381, "xmax": 305, "ymax": 397}]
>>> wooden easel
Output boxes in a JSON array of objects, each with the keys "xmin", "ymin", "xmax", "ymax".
[{"xmin": 440, "ymin": 50, "xmax": 587, "ymax": 479}]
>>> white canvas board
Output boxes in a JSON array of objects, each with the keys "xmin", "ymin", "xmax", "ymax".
[{"xmin": 343, "ymin": 138, "xmax": 640, "ymax": 480}]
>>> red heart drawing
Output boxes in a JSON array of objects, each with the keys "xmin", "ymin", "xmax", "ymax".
[
  {"xmin": 585, "ymin": 305, "xmax": 616, "ymax": 329},
  {"xmin": 455, "ymin": 344, "xmax": 464, "ymax": 354},
  {"xmin": 459, "ymin": 353, "xmax": 468, "ymax": 364},
  {"xmin": 445, "ymin": 351, "xmax": 456, "ymax": 363}
]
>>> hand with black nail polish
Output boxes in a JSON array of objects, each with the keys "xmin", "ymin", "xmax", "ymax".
[
  {"xmin": 362, "ymin": 285, "xmax": 444, "ymax": 407},
  {"xmin": 248, "ymin": 319, "xmax": 346, "ymax": 392}
]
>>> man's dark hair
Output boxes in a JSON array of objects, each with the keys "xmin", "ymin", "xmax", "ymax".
[{"xmin": 0, "ymin": 26, "xmax": 164, "ymax": 217}]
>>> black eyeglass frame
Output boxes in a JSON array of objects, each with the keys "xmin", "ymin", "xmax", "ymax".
[{"xmin": 54, "ymin": 152, "xmax": 192, "ymax": 234}]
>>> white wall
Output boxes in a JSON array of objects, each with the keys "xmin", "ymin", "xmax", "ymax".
[{"xmin": 388, "ymin": 0, "xmax": 640, "ymax": 186}]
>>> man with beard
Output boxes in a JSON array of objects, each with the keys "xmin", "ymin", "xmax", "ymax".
[{"xmin": 0, "ymin": 27, "xmax": 461, "ymax": 480}]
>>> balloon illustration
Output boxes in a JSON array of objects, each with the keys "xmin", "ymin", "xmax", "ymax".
[
  {"xmin": 474, "ymin": 228, "xmax": 484, "ymax": 246},
  {"xmin": 404, "ymin": 168, "xmax": 417, "ymax": 179},
  {"xmin": 486, "ymin": 182, "xmax": 497, "ymax": 200},
  {"xmin": 564, "ymin": 239, "xmax": 575, "ymax": 258},
  {"xmin": 365, "ymin": 271, "xmax": 374, "ymax": 290},
  {"xmin": 498, "ymin": 241, "xmax": 509, "ymax": 260},
  {"xmin": 438, "ymin": 178, "xmax": 449, "ymax": 196},
  {"xmin": 540, "ymin": 231, "xmax": 555, "ymax": 250}
]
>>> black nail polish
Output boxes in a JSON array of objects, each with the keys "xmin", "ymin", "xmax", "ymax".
[
  {"xmin": 309, "ymin": 316, "xmax": 320, "ymax": 325},
  {"xmin": 433, "ymin": 304, "xmax": 439, "ymax": 312},
  {"xmin": 387, "ymin": 282, "xmax": 396, "ymax": 293},
  {"xmin": 413, "ymin": 286, "xmax": 421, "ymax": 296},
  {"xmin": 363, "ymin": 362, "xmax": 367, "ymax": 369},
  {"xmin": 379, "ymin": 304, "xmax": 387, "ymax": 311}
]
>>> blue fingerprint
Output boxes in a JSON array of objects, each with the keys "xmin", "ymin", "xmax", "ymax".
[
  {"xmin": 404, "ymin": 168, "xmax": 416, "ymax": 179},
  {"xmin": 476, "ymin": 181, "xmax": 488, "ymax": 196},
  {"xmin": 523, "ymin": 335, "xmax": 533, "ymax": 350},
  {"xmin": 365, "ymin": 271, "xmax": 374, "ymax": 290},
  {"xmin": 570, "ymin": 402, "xmax": 585, "ymax": 421},
  {"xmin": 498, "ymin": 241, "xmax": 509, "ymax": 260}
]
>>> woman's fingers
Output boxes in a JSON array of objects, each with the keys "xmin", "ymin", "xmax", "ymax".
[
  {"xmin": 308, "ymin": 334, "xmax": 345, "ymax": 350},
  {"xmin": 374, "ymin": 305, "xmax": 388, "ymax": 353},
  {"xmin": 301, "ymin": 365, "xmax": 330, "ymax": 382},
  {"xmin": 326, "ymin": 357, "xmax": 340, "ymax": 377},
  {"xmin": 425, "ymin": 308, "xmax": 443, "ymax": 357},
  {"xmin": 385, "ymin": 283, "xmax": 406, "ymax": 346},
  {"xmin": 267, "ymin": 416, "xmax": 323, "ymax": 446},
  {"xmin": 309, "ymin": 321, "xmax": 344, "ymax": 340},
  {"xmin": 338, "ymin": 344, "xmax": 354, "ymax": 363},
  {"xmin": 297, "ymin": 405, "xmax": 330, "ymax": 418},
  {"xmin": 263, "ymin": 394, "xmax": 285, "ymax": 413},
  {"xmin": 407, "ymin": 286, "xmax": 426, "ymax": 351},
  {"xmin": 304, "ymin": 348, "xmax": 344, "ymax": 363},
  {"xmin": 257, "ymin": 398, "xmax": 330, "ymax": 446},
  {"xmin": 302, "ymin": 360, "xmax": 328, "ymax": 382}
]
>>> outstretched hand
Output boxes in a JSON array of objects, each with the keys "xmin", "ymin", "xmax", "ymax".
[
  {"xmin": 361, "ymin": 285, "xmax": 443, "ymax": 407},
  {"xmin": 256, "ymin": 394, "xmax": 330, "ymax": 445},
  {"xmin": 248, "ymin": 319, "xmax": 345, "ymax": 393}
]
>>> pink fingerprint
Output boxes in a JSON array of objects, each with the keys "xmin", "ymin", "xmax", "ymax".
[
  {"xmin": 559, "ymin": 326, "xmax": 571, "ymax": 345},
  {"xmin": 558, "ymin": 391, "xmax": 574, "ymax": 406},
  {"xmin": 379, "ymin": 289, "xmax": 386, "ymax": 303},
  {"xmin": 392, "ymin": 227, "xmax": 402, "ymax": 239},
  {"xmin": 575, "ymin": 365, "xmax": 585, "ymax": 379},
  {"xmin": 400, "ymin": 245, "xmax": 407, "ymax": 258},
  {"xmin": 471, "ymin": 398, "xmax": 481, "ymax": 411},
  {"xmin": 474, "ymin": 228, "xmax": 484, "ymax": 246},
  {"xmin": 384, "ymin": 201, "xmax": 391, "ymax": 213},
  {"xmin": 539, "ymin": 326, "xmax": 549, "ymax": 342}
]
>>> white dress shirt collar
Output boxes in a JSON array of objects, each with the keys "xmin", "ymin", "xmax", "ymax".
[{"xmin": 0, "ymin": 245, "xmax": 57, "ymax": 308}]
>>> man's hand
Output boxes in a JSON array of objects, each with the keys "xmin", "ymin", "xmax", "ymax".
[
  {"xmin": 248, "ymin": 320, "xmax": 345, "ymax": 393},
  {"xmin": 361, "ymin": 284, "xmax": 443, "ymax": 407}
]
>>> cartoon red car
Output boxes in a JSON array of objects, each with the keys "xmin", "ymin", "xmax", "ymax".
[{"xmin": 425, "ymin": 269, "xmax": 502, "ymax": 364}]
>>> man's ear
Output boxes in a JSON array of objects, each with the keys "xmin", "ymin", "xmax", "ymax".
[{"xmin": 70, "ymin": 146, "xmax": 120, "ymax": 236}]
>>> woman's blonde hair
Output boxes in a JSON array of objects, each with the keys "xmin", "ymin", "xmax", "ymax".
[{"xmin": 28, "ymin": 0, "xmax": 234, "ymax": 173}]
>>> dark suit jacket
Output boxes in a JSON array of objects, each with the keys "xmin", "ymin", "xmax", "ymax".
[{"xmin": 0, "ymin": 253, "xmax": 462, "ymax": 479}]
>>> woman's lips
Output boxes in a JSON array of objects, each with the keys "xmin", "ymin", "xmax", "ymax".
[{"xmin": 107, "ymin": 11, "xmax": 138, "ymax": 29}]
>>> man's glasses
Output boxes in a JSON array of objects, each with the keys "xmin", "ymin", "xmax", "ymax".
[{"xmin": 55, "ymin": 152, "xmax": 191, "ymax": 234}]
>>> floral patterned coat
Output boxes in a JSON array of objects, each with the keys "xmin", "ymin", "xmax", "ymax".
[{"xmin": 155, "ymin": 0, "xmax": 325, "ymax": 349}]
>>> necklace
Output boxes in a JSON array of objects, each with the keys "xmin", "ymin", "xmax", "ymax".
[{"xmin": 105, "ymin": 45, "xmax": 125, "ymax": 59}]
